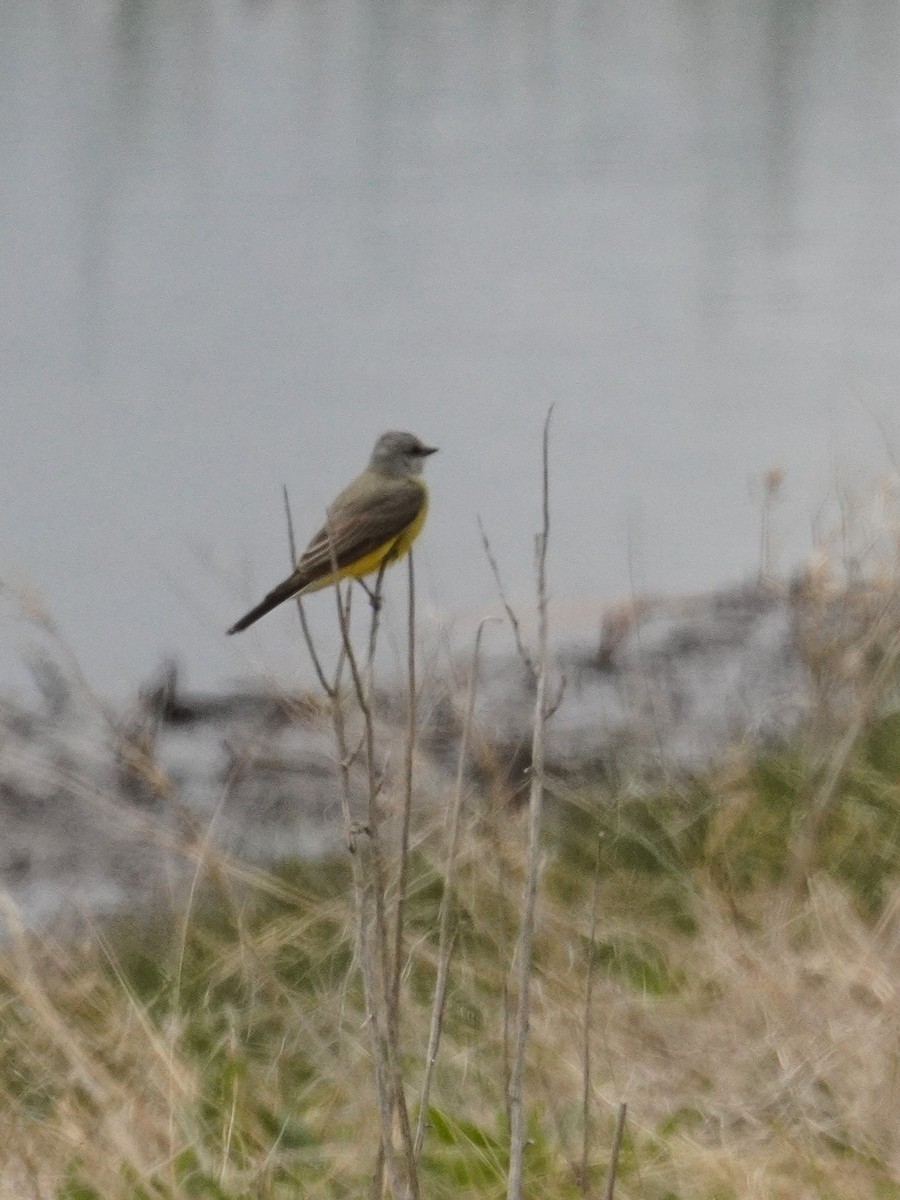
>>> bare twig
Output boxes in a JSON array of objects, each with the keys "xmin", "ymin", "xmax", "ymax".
[
  {"xmin": 604, "ymin": 1103, "xmax": 628, "ymax": 1200},
  {"xmin": 544, "ymin": 673, "xmax": 567, "ymax": 721},
  {"xmin": 325, "ymin": 523, "xmax": 419, "ymax": 1200},
  {"xmin": 756, "ymin": 467, "xmax": 785, "ymax": 584},
  {"xmin": 415, "ymin": 615, "xmax": 498, "ymax": 1159},
  {"xmin": 369, "ymin": 1140, "xmax": 385, "ymax": 1200},
  {"xmin": 281, "ymin": 500, "xmax": 409, "ymax": 1199},
  {"xmin": 364, "ymin": 557, "xmax": 391, "ymax": 690},
  {"xmin": 506, "ymin": 405, "xmax": 553, "ymax": 1200},
  {"xmin": 624, "ymin": 512, "xmax": 670, "ymax": 779},
  {"xmin": 282, "ymin": 485, "xmax": 332, "ymax": 697},
  {"xmin": 478, "ymin": 515, "xmax": 536, "ymax": 679},
  {"xmin": 392, "ymin": 552, "xmax": 417, "ymax": 1028},
  {"xmin": 329, "ymin": 615, "xmax": 401, "ymax": 1188},
  {"xmin": 502, "ymin": 974, "xmax": 512, "ymax": 1132},
  {"xmin": 580, "ymin": 836, "xmax": 603, "ymax": 1196}
]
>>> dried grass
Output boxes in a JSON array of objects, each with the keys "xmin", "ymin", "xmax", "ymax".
[{"xmin": 3, "ymin": 765, "xmax": 900, "ymax": 1199}]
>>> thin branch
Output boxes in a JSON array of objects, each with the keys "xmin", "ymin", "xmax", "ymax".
[
  {"xmin": 604, "ymin": 1103, "xmax": 628, "ymax": 1200},
  {"xmin": 281, "ymin": 501, "xmax": 402, "ymax": 1195},
  {"xmin": 580, "ymin": 836, "xmax": 603, "ymax": 1196},
  {"xmin": 331, "ymin": 547, "xmax": 373, "ymax": 718},
  {"xmin": 326, "ymin": 524, "xmax": 419, "ymax": 1200},
  {"xmin": 364, "ymin": 557, "xmax": 391, "ymax": 690},
  {"xmin": 506, "ymin": 405, "xmax": 553, "ymax": 1200},
  {"xmin": 624, "ymin": 510, "xmax": 670, "ymax": 778},
  {"xmin": 415, "ymin": 616, "xmax": 499, "ymax": 1159},
  {"xmin": 502, "ymin": 974, "xmax": 512, "ymax": 1133},
  {"xmin": 282, "ymin": 485, "xmax": 332, "ymax": 697},
  {"xmin": 392, "ymin": 552, "xmax": 417, "ymax": 1029},
  {"xmin": 369, "ymin": 1141, "xmax": 385, "ymax": 1200},
  {"xmin": 478, "ymin": 515, "xmax": 536, "ymax": 679},
  {"xmin": 333, "ymin": 586, "xmax": 351, "ymax": 695},
  {"xmin": 544, "ymin": 673, "xmax": 567, "ymax": 721},
  {"xmin": 278, "ymin": 504, "xmax": 402, "ymax": 1199}
]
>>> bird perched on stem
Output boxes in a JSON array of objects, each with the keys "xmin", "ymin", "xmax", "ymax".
[{"xmin": 227, "ymin": 430, "xmax": 437, "ymax": 635}]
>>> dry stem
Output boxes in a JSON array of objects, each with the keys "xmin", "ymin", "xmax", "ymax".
[
  {"xmin": 280, "ymin": 495, "xmax": 418, "ymax": 1200},
  {"xmin": 477, "ymin": 515, "xmax": 536, "ymax": 680},
  {"xmin": 579, "ymin": 836, "xmax": 603, "ymax": 1195},
  {"xmin": 604, "ymin": 1103, "xmax": 627, "ymax": 1200},
  {"xmin": 506, "ymin": 406, "xmax": 553, "ymax": 1200},
  {"xmin": 414, "ymin": 615, "xmax": 498, "ymax": 1158},
  {"xmin": 327, "ymin": 533, "xmax": 419, "ymax": 1200},
  {"xmin": 392, "ymin": 551, "xmax": 417, "ymax": 1027},
  {"xmin": 282, "ymin": 484, "xmax": 332, "ymax": 696}
]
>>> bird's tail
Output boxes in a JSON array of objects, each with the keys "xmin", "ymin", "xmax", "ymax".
[{"xmin": 227, "ymin": 573, "xmax": 303, "ymax": 635}]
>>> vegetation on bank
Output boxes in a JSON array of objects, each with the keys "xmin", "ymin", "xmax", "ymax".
[
  {"xmin": 4, "ymin": 705, "xmax": 900, "ymax": 1199},
  {"xmin": 6, "ymin": 437, "xmax": 900, "ymax": 1198}
]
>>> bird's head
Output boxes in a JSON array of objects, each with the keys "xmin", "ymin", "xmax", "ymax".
[{"xmin": 370, "ymin": 430, "xmax": 438, "ymax": 477}]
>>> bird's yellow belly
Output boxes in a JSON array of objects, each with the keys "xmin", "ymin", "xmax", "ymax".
[{"xmin": 301, "ymin": 491, "xmax": 429, "ymax": 594}]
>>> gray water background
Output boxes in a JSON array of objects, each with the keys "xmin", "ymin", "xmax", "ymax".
[{"xmin": 4, "ymin": 0, "xmax": 900, "ymax": 696}]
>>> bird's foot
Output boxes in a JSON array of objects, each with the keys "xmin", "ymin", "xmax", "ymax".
[
  {"xmin": 359, "ymin": 581, "xmax": 383, "ymax": 611},
  {"xmin": 346, "ymin": 821, "xmax": 372, "ymax": 853}
]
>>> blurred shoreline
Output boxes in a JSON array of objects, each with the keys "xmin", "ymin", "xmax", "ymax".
[{"xmin": 0, "ymin": 576, "xmax": 893, "ymax": 930}]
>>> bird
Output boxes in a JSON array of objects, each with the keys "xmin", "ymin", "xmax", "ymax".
[{"xmin": 227, "ymin": 430, "xmax": 437, "ymax": 635}]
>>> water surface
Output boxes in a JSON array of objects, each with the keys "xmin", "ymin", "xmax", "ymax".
[{"xmin": 4, "ymin": 0, "xmax": 900, "ymax": 693}]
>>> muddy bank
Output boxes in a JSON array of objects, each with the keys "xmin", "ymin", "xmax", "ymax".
[{"xmin": 0, "ymin": 581, "xmax": 889, "ymax": 927}]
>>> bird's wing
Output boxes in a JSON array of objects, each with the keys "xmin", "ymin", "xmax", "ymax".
[
  {"xmin": 226, "ymin": 478, "xmax": 426, "ymax": 634},
  {"xmin": 294, "ymin": 478, "xmax": 425, "ymax": 585}
]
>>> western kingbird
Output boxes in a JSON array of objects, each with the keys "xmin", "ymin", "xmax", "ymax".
[{"xmin": 227, "ymin": 430, "xmax": 437, "ymax": 635}]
